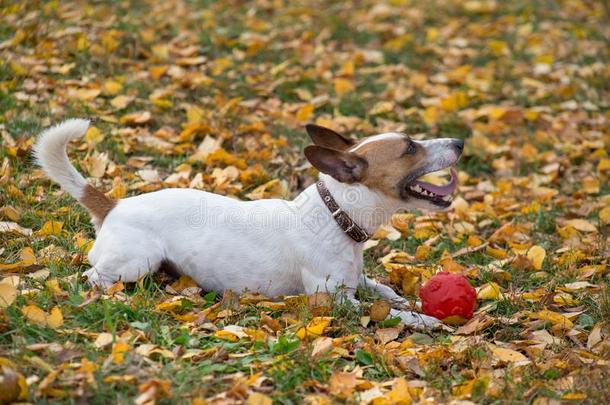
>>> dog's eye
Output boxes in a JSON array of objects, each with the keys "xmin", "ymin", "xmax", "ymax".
[{"xmin": 403, "ymin": 140, "xmax": 417, "ymax": 156}]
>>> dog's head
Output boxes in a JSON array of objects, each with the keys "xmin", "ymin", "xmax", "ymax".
[{"xmin": 304, "ymin": 124, "xmax": 463, "ymax": 210}]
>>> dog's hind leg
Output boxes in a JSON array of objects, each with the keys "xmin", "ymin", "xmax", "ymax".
[{"xmin": 83, "ymin": 228, "xmax": 164, "ymax": 288}]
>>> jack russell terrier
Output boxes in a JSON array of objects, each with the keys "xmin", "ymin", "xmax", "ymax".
[{"xmin": 34, "ymin": 119, "xmax": 463, "ymax": 329}]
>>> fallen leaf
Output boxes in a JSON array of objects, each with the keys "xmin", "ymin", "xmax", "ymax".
[
  {"xmin": 0, "ymin": 282, "xmax": 17, "ymax": 308},
  {"xmin": 328, "ymin": 371, "xmax": 358, "ymax": 399},
  {"xmin": 564, "ymin": 219, "xmax": 597, "ymax": 232},
  {"xmin": 526, "ymin": 245, "xmax": 546, "ymax": 270},
  {"xmin": 296, "ymin": 317, "xmax": 332, "ymax": 340},
  {"xmin": 488, "ymin": 344, "xmax": 529, "ymax": 363}
]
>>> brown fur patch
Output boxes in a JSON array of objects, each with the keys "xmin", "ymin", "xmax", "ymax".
[
  {"xmin": 80, "ymin": 185, "xmax": 116, "ymax": 222},
  {"xmin": 350, "ymin": 135, "xmax": 427, "ymax": 199}
]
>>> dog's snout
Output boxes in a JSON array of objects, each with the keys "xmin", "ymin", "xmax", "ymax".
[{"xmin": 452, "ymin": 139, "xmax": 464, "ymax": 153}]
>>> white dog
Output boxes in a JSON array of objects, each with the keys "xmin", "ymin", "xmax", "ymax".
[{"xmin": 34, "ymin": 119, "xmax": 463, "ymax": 329}]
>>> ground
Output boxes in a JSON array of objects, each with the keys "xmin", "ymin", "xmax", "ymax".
[{"xmin": 0, "ymin": 0, "xmax": 609, "ymax": 404}]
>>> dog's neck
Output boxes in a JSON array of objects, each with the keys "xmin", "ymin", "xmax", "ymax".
[{"xmin": 311, "ymin": 173, "xmax": 405, "ymax": 236}]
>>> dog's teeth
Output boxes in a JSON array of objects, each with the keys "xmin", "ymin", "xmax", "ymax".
[
  {"xmin": 442, "ymin": 195, "xmax": 452, "ymax": 201},
  {"xmin": 421, "ymin": 190, "xmax": 429, "ymax": 196},
  {"xmin": 414, "ymin": 185, "xmax": 422, "ymax": 192}
]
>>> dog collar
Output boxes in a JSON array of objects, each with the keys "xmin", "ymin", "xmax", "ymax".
[{"xmin": 316, "ymin": 181, "xmax": 370, "ymax": 243}]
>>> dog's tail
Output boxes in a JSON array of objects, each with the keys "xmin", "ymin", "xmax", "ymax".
[{"xmin": 33, "ymin": 119, "xmax": 116, "ymax": 225}]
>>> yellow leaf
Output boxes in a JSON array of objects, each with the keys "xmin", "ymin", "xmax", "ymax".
[
  {"xmin": 440, "ymin": 92, "xmax": 468, "ymax": 111},
  {"xmin": 22, "ymin": 305, "xmax": 48, "ymax": 326},
  {"xmin": 531, "ymin": 310, "xmax": 573, "ymax": 331},
  {"xmin": 565, "ymin": 219, "xmax": 597, "ymax": 233},
  {"xmin": 38, "ymin": 221, "xmax": 64, "ymax": 236},
  {"xmin": 526, "ymin": 245, "xmax": 546, "ymax": 270},
  {"xmin": 597, "ymin": 158, "xmax": 610, "ymax": 173},
  {"xmin": 214, "ymin": 330, "xmax": 240, "ymax": 342},
  {"xmin": 186, "ymin": 105, "xmax": 205, "ymax": 123},
  {"xmin": 415, "ymin": 245, "xmax": 431, "ymax": 261},
  {"xmin": 561, "ymin": 392, "xmax": 587, "ymax": 401},
  {"xmin": 73, "ymin": 88, "xmax": 101, "ymax": 101},
  {"xmin": 21, "ymin": 304, "xmax": 63, "ymax": 329},
  {"xmin": 386, "ymin": 377, "xmax": 412, "ymax": 404},
  {"xmin": 599, "ymin": 206, "xmax": 610, "ymax": 225},
  {"xmin": 489, "ymin": 345, "xmax": 529, "ymax": 363},
  {"xmin": 477, "ymin": 282, "xmax": 502, "ymax": 300},
  {"xmin": 296, "ymin": 317, "xmax": 332, "ymax": 340},
  {"xmin": 247, "ymin": 392, "xmax": 273, "ymax": 405},
  {"xmin": 0, "ymin": 282, "xmax": 17, "ymax": 308},
  {"xmin": 296, "ymin": 103, "xmax": 315, "ymax": 121},
  {"xmin": 582, "ymin": 177, "xmax": 599, "ymax": 194},
  {"xmin": 102, "ymin": 79, "xmax": 123, "ymax": 95},
  {"xmin": 84, "ymin": 126, "xmax": 104, "ymax": 145},
  {"xmin": 422, "ymin": 106, "xmax": 439, "ymax": 125},
  {"xmin": 333, "ymin": 78, "xmax": 354, "ymax": 97},
  {"xmin": 107, "ymin": 176, "xmax": 127, "ymax": 199},
  {"xmin": 47, "ymin": 306, "xmax": 64, "ymax": 329},
  {"xmin": 120, "ymin": 111, "xmax": 151, "ymax": 125},
  {"xmin": 110, "ymin": 95, "xmax": 134, "ymax": 109},
  {"xmin": 111, "ymin": 341, "xmax": 129, "ymax": 364},
  {"xmin": 370, "ymin": 101, "xmax": 395, "ymax": 115},
  {"xmin": 488, "ymin": 39, "xmax": 508, "ymax": 55}
]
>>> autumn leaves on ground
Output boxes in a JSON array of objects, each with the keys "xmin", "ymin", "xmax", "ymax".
[{"xmin": 0, "ymin": 0, "xmax": 609, "ymax": 403}]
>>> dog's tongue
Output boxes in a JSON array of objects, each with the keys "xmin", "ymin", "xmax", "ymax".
[{"xmin": 414, "ymin": 168, "xmax": 457, "ymax": 196}]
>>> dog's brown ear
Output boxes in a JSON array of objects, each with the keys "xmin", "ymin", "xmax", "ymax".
[
  {"xmin": 305, "ymin": 145, "xmax": 367, "ymax": 183},
  {"xmin": 306, "ymin": 124, "xmax": 355, "ymax": 151}
]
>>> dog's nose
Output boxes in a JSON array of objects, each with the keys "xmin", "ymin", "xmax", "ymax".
[{"xmin": 453, "ymin": 139, "xmax": 464, "ymax": 153}]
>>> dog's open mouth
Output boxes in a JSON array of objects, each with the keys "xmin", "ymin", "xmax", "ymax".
[{"xmin": 405, "ymin": 167, "xmax": 457, "ymax": 207}]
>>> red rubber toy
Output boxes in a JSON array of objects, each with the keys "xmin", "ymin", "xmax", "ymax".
[{"xmin": 419, "ymin": 272, "xmax": 476, "ymax": 322}]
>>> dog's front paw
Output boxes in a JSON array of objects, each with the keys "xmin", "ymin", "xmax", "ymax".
[
  {"xmin": 396, "ymin": 310, "xmax": 441, "ymax": 330},
  {"xmin": 82, "ymin": 268, "xmax": 116, "ymax": 289}
]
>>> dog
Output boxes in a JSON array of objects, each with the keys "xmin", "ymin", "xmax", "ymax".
[{"xmin": 34, "ymin": 119, "xmax": 463, "ymax": 329}]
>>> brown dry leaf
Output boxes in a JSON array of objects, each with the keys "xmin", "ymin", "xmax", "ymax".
[
  {"xmin": 0, "ymin": 206, "xmax": 20, "ymax": 221},
  {"xmin": 0, "ymin": 281, "xmax": 17, "ymax": 308},
  {"xmin": 135, "ymin": 379, "xmax": 171, "ymax": 405},
  {"xmin": 0, "ymin": 221, "xmax": 32, "ymax": 237},
  {"xmin": 166, "ymin": 275, "xmax": 201, "ymax": 296},
  {"xmin": 369, "ymin": 300, "xmax": 391, "ymax": 322},
  {"xmin": 456, "ymin": 315, "xmax": 494, "ymax": 335},
  {"xmin": 311, "ymin": 337, "xmax": 334, "ymax": 358},
  {"xmin": 94, "ymin": 333, "xmax": 114, "ymax": 349},
  {"xmin": 375, "ymin": 326, "xmax": 402, "ymax": 344},
  {"xmin": 328, "ymin": 371, "xmax": 358, "ymax": 399},
  {"xmin": 564, "ymin": 219, "xmax": 597, "ymax": 232}
]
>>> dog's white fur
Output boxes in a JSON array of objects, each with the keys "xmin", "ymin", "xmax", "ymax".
[{"xmin": 35, "ymin": 120, "xmax": 462, "ymax": 329}]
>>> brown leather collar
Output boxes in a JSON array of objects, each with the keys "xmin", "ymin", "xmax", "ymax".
[{"xmin": 316, "ymin": 181, "xmax": 370, "ymax": 243}]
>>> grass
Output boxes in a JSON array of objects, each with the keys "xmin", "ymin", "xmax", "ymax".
[{"xmin": 1, "ymin": 0, "xmax": 609, "ymax": 403}]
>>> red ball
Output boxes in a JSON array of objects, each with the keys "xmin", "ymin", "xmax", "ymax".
[{"xmin": 419, "ymin": 272, "xmax": 476, "ymax": 321}]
